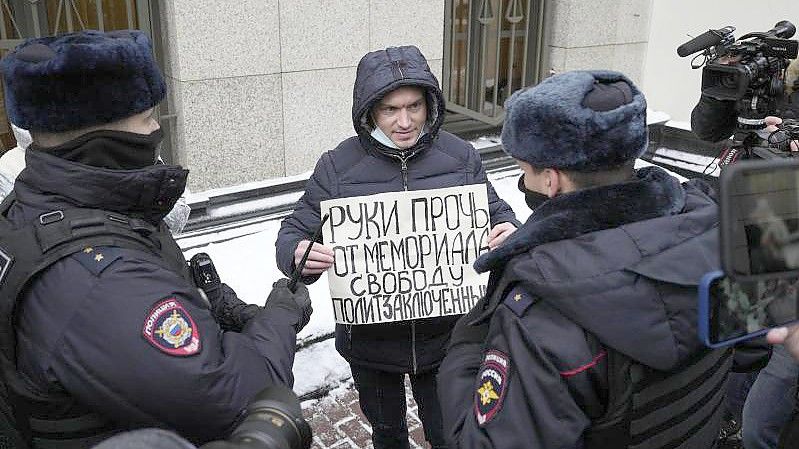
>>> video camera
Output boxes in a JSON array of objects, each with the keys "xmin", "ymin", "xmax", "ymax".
[{"xmin": 679, "ymin": 21, "xmax": 799, "ymax": 160}]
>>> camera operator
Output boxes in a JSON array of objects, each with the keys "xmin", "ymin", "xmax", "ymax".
[{"xmin": 0, "ymin": 31, "xmax": 312, "ymax": 448}]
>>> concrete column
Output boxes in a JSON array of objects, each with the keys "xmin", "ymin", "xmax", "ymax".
[
  {"xmin": 161, "ymin": 0, "xmax": 284, "ymax": 191},
  {"xmin": 544, "ymin": 0, "xmax": 653, "ymax": 86}
]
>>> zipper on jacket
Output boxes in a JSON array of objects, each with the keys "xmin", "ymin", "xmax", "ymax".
[
  {"xmin": 400, "ymin": 157, "xmax": 409, "ymax": 191},
  {"xmin": 411, "ymin": 321, "xmax": 418, "ymax": 374},
  {"xmin": 395, "ymin": 60, "xmax": 405, "ymax": 79},
  {"xmin": 388, "ymin": 151, "xmax": 416, "ymax": 372},
  {"xmin": 399, "ymin": 154, "xmax": 416, "ymax": 372},
  {"xmin": 347, "ymin": 324, "xmax": 353, "ymax": 349}
]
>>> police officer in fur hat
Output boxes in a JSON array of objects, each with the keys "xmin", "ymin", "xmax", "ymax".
[
  {"xmin": 437, "ymin": 70, "xmax": 735, "ymax": 448},
  {"xmin": 0, "ymin": 30, "xmax": 312, "ymax": 447}
]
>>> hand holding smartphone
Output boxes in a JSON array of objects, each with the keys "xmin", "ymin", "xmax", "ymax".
[{"xmin": 702, "ymin": 158, "xmax": 799, "ymax": 348}]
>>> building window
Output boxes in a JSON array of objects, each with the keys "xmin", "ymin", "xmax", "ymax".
[{"xmin": 443, "ymin": 0, "xmax": 545, "ymax": 127}]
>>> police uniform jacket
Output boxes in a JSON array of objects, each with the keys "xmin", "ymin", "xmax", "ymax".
[
  {"xmin": 9, "ymin": 149, "xmax": 303, "ymax": 444},
  {"xmin": 275, "ymin": 46, "xmax": 519, "ymax": 374},
  {"xmin": 438, "ymin": 167, "xmax": 727, "ymax": 448}
]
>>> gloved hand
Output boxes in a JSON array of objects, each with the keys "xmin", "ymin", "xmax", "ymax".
[
  {"xmin": 189, "ymin": 252, "xmax": 259, "ymax": 332},
  {"xmin": 264, "ymin": 279, "xmax": 313, "ymax": 333}
]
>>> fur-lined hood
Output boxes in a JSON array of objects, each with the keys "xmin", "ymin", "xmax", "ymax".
[{"xmin": 477, "ymin": 166, "xmax": 720, "ymax": 370}]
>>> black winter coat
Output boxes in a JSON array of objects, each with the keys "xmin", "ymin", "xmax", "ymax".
[
  {"xmin": 9, "ymin": 149, "xmax": 302, "ymax": 445},
  {"xmin": 275, "ymin": 46, "xmax": 518, "ymax": 373},
  {"xmin": 439, "ymin": 167, "xmax": 728, "ymax": 448}
]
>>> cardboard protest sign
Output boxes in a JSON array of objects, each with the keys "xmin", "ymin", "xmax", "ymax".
[{"xmin": 321, "ymin": 184, "xmax": 491, "ymax": 325}]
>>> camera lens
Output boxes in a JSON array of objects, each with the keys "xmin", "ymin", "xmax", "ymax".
[
  {"xmin": 230, "ymin": 385, "xmax": 312, "ymax": 449},
  {"xmin": 720, "ymin": 74, "xmax": 739, "ymax": 89}
]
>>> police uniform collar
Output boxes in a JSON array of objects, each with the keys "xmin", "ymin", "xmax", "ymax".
[
  {"xmin": 474, "ymin": 166, "xmax": 686, "ymax": 273},
  {"xmin": 16, "ymin": 149, "xmax": 188, "ymax": 225}
]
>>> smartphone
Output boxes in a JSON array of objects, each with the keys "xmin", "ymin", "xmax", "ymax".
[{"xmin": 699, "ymin": 270, "xmax": 799, "ymax": 348}]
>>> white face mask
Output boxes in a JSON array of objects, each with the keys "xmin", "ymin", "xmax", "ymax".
[
  {"xmin": 370, "ymin": 126, "xmax": 400, "ymax": 149},
  {"xmin": 370, "ymin": 125, "xmax": 427, "ymax": 150}
]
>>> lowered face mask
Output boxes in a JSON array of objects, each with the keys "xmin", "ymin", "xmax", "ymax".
[
  {"xmin": 518, "ymin": 174, "xmax": 551, "ymax": 210},
  {"xmin": 370, "ymin": 126, "xmax": 426, "ymax": 150}
]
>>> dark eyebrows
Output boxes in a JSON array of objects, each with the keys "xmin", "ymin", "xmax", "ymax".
[{"xmin": 379, "ymin": 96, "xmax": 425, "ymax": 109}]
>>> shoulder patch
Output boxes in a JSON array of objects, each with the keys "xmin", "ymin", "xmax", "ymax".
[
  {"xmin": 142, "ymin": 298, "xmax": 201, "ymax": 357},
  {"xmin": 475, "ymin": 349, "xmax": 510, "ymax": 426},
  {"xmin": 0, "ymin": 245, "xmax": 11, "ymax": 287},
  {"xmin": 502, "ymin": 286, "xmax": 535, "ymax": 317},
  {"xmin": 72, "ymin": 246, "xmax": 123, "ymax": 275}
]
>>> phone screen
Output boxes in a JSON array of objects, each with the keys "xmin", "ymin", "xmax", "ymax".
[{"xmin": 709, "ymin": 275, "xmax": 799, "ymax": 345}]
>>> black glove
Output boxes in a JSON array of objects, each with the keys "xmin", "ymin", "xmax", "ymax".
[
  {"xmin": 189, "ymin": 252, "xmax": 259, "ymax": 332},
  {"xmin": 265, "ymin": 279, "xmax": 313, "ymax": 333}
]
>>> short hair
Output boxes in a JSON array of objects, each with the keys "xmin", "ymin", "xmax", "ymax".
[{"xmin": 531, "ymin": 160, "xmax": 636, "ymax": 190}]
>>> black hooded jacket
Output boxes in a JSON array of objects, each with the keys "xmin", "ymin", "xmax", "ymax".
[{"xmin": 275, "ymin": 46, "xmax": 518, "ymax": 373}]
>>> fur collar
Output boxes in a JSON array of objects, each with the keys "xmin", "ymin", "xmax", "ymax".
[{"xmin": 475, "ymin": 166, "xmax": 685, "ymax": 273}]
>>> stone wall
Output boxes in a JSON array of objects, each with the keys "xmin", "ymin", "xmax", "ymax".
[{"xmin": 160, "ymin": 0, "xmax": 444, "ymax": 192}]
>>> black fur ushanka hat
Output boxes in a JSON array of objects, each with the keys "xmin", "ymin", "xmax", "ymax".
[
  {"xmin": 501, "ymin": 70, "xmax": 648, "ymax": 171},
  {"xmin": 1, "ymin": 30, "xmax": 165, "ymax": 132}
]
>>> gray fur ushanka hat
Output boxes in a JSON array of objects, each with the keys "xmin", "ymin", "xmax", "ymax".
[
  {"xmin": 0, "ymin": 29, "xmax": 165, "ymax": 133},
  {"xmin": 501, "ymin": 70, "xmax": 647, "ymax": 171}
]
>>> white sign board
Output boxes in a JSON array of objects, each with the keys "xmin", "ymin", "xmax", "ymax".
[{"xmin": 321, "ymin": 184, "xmax": 491, "ymax": 325}]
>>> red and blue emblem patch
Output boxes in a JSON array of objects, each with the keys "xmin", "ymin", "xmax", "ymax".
[
  {"xmin": 475, "ymin": 349, "xmax": 510, "ymax": 426},
  {"xmin": 142, "ymin": 298, "xmax": 201, "ymax": 356}
]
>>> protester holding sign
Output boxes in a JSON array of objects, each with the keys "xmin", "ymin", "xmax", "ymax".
[
  {"xmin": 275, "ymin": 45, "xmax": 518, "ymax": 449},
  {"xmin": 437, "ymin": 71, "xmax": 734, "ymax": 448}
]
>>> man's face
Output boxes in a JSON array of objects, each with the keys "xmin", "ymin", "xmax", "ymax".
[
  {"xmin": 517, "ymin": 159, "xmax": 547, "ymax": 194},
  {"xmin": 100, "ymin": 108, "xmax": 160, "ymax": 135},
  {"xmin": 115, "ymin": 108, "xmax": 160, "ymax": 135},
  {"xmin": 373, "ymin": 86, "xmax": 427, "ymax": 149}
]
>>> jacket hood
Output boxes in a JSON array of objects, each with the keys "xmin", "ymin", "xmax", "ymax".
[
  {"xmin": 351, "ymin": 46, "xmax": 446, "ymax": 156},
  {"xmin": 478, "ymin": 167, "xmax": 720, "ymax": 370},
  {"xmin": 11, "ymin": 149, "xmax": 188, "ymax": 225}
]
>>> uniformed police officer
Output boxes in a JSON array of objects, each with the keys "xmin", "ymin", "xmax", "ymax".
[
  {"xmin": 0, "ymin": 30, "xmax": 311, "ymax": 447},
  {"xmin": 437, "ymin": 70, "xmax": 732, "ymax": 448}
]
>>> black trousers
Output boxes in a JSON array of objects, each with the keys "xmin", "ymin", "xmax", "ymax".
[{"xmin": 350, "ymin": 364, "xmax": 447, "ymax": 449}]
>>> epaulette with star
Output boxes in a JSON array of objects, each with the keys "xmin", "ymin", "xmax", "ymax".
[
  {"xmin": 502, "ymin": 285, "xmax": 536, "ymax": 317},
  {"xmin": 72, "ymin": 246, "xmax": 123, "ymax": 276}
]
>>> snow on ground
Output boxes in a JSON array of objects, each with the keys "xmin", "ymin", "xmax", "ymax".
[{"xmin": 176, "ymin": 161, "xmax": 689, "ymax": 398}]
